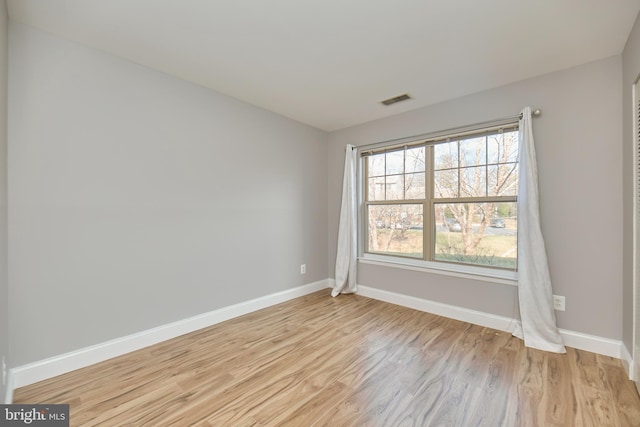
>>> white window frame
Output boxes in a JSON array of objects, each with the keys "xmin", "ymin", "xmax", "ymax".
[{"xmin": 357, "ymin": 119, "xmax": 520, "ymax": 285}]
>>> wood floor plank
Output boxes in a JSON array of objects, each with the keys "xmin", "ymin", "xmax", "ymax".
[
  {"xmin": 542, "ymin": 351, "xmax": 578, "ymax": 426},
  {"xmin": 513, "ymin": 344, "xmax": 546, "ymax": 427},
  {"xmin": 12, "ymin": 290, "xmax": 640, "ymax": 426},
  {"xmin": 601, "ymin": 360, "xmax": 640, "ymax": 427}
]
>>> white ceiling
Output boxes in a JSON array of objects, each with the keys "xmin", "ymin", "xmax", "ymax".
[{"xmin": 6, "ymin": 0, "xmax": 640, "ymax": 131}]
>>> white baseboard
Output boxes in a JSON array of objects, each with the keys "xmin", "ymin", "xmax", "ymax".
[
  {"xmin": 356, "ymin": 285, "xmax": 517, "ymax": 333},
  {"xmin": 621, "ymin": 343, "xmax": 634, "ymax": 380},
  {"xmin": 8, "ymin": 279, "xmax": 626, "ymax": 398},
  {"xmin": 356, "ymin": 284, "xmax": 624, "ymax": 359},
  {"xmin": 4, "ymin": 371, "xmax": 13, "ymax": 404},
  {"xmin": 558, "ymin": 328, "xmax": 624, "ymax": 359},
  {"xmin": 9, "ymin": 279, "xmax": 331, "ymax": 392}
]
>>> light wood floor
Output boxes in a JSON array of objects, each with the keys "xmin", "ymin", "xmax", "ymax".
[{"xmin": 13, "ymin": 291, "xmax": 640, "ymax": 426}]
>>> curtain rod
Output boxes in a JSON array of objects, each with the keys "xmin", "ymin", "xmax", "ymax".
[
  {"xmin": 352, "ymin": 108, "xmax": 542, "ymax": 150},
  {"xmin": 522, "ymin": 109, "xmax": 542, "ymax": 120}
]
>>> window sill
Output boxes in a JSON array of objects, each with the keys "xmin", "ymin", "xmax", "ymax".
[{"xmin": 358, "ymin": 254, "xmax": 518, "ymax": 286}]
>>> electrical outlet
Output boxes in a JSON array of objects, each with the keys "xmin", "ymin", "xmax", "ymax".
[
  {"xmin": 553, "ymin": 295, "xmax": 565, "ymax": 311},
  {"xmin": 300, "ymin": 264, "xmax": 306, "ymax": 275}
]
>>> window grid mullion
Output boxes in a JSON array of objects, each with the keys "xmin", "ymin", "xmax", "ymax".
[
  {"xmin": 426, "ymin": 146, "xmax": 434, "ymax": 262},
  {"xmin": 402, "ymin": 148, "xmax": 406, "ymax": 200},
  {"xmin": 457, "ymin": 141, "xmax": 461, "ymax": 198},
  {"xmin": 383, "ymin": 154, "xmax": 387, "ymax": 200},
  {"xmin": 485, "ymin": 136, "xmax": 489, "ymax": 197}
]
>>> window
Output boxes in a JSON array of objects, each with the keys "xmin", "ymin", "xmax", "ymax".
[{"xmin": 363, "ymin": 125, "xmax": 519, "ymax": 270}]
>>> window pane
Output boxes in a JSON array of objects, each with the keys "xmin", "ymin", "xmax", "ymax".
[
  {"xmin": 503, "ymin": 131, "xmax": 519, "ymax": 163},
  {"xmin": 434, "ymin": 169, "xmax": 459, "ymax": 198},
  {"xmin": 385, "ymin": 175, "xmax": 405, "ymax": 200},
  {"xmin": 460, "ymin": 166, "xmax": 487, "ymax": 197},
  {"xmin": 368, "ymin": 153, "xmax": 385, "ymax": 177},
  {"xmin": 405, "ymin": 172, "xmax": 425, "ymax": 199},
  {"xmin": 386, "ymin": 150, "xmax": 404, "ymax": 175},
  {"xmin": 405, "ymin": 147, "xmax": 425, "ymax": 173},
  {"xmin": 434, "ymin": 141, "xmax": 458, "ymax": 170},
  {"xmin": 487, "ymin": 132, "xmax": 518, "ymax": 164},
  {"xmin": 434, "ymin": 202, "xmax": 517, "ymax": 269},
  {"xmin": 368, "ymin": 176, "xmax": 386, "ymax": 201},
  {"xmin": 487, "ymin": 136, "xmax": 501, "ymax": 164},
  {"xmin": 459, "ymin": 137, "xmax": 486, "ymax": 167},
  {"xmin": 367, "ymin": 204, "xmax": 423, "ymax": 258},
  {"xmin": 488, "ymin": 163, "xmax": 518, "ymax": 196}
]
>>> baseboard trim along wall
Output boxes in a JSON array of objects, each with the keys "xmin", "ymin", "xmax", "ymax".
[
  {"xmin": 4, "ymin": 372, "xmax": 14, "ymax": 404},
  {"xmin": 8, "ymin": 278, "xmax": 629, "ymax": 399},
  {"xmin": 621, "ymin": 343, "xmax": 634, "ymax": 379},
  {"xmin": 356, "ymin": 284, "xmax": 626, "ymax": 361},
  {"xmin": 8, "ymin": 279, "xmax": 331, "ymax": 394}
]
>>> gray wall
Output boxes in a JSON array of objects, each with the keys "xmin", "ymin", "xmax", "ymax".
[
  {"xmin": 6, "ymin": 10, "xmax": 635, "ymax": 373},
  {"xmin": 8, "ymin": 23, "xmax": 328, "ymax": 366},
  {"xmin": 328, "ymin": 56, "xmax": 624, "ymax": 340},
  {"xmin": 622, "ymin": 12, "xmax": 640, "ymax": 355},
  {"xmin": 0, "ymin": 0, "xmax": 8, "ymax": 404}
]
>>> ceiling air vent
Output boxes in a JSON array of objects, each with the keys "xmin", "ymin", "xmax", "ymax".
[{"xmin": 380, "ymin": 93, "xmax": 412, "ymax": 106}]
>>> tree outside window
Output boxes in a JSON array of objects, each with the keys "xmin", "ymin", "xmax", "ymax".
[{"xmin": 364, "ymin": 128, "xmax": 518, "ymax": 270}]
